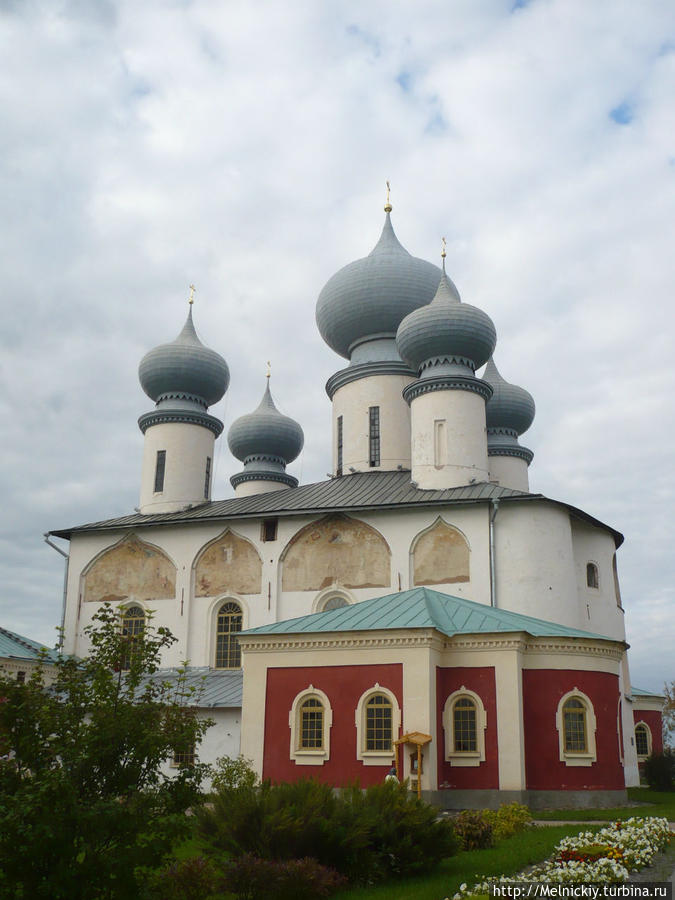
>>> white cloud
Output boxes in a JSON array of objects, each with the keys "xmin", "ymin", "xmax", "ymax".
[{"xmin": 1, "ymin": 0, "xmax": 673, "ymax": 693}]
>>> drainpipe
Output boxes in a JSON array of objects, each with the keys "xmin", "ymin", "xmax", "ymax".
[
  {"xmin": 44, "ymin": 533, "xmax": 69, "ymax": 652},
  {"xmin": 489, "ymin": 499, "xmax": 500, "ymax": 608}
]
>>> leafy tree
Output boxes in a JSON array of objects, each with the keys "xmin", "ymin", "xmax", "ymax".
[{"xmin": 0, "ymin": 605, "xmax": 211, "ymax": 900}]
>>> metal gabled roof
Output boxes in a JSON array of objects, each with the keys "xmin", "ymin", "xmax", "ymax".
[
  {"xmin": 48, "ymin": 470, "xmax": 623, "ymax": 547},
  {"xmin": 49, "ymin": 472, "xmax": 532, "ymax": 538},
  {"xmin": 631, "ymin": 686, "xmax": 665, "ymax": 700},
  {"xmin": 138, "ymin": 666, "xmax": 242, "ymax": 708},
  {"xmin": 0, "ymin": 626, "xmax": 60, "ymax": 662},
  {"xmin": 241, "ymin": 586, "xmax": 616, "ymax": 642}
]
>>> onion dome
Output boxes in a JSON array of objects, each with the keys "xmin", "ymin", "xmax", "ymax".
[
  {"xmin": 139, "ymin": 307, "xmax": 229, "ymax": 408},
  {"xmin": 228, "ymin": 378, "xmax": 304, "ymax": 491},
  {"xmin": 316, "ymin": 211, "xmax": 446, "ymax": 360},
  {"xmin": 483, "ymin": 358, "xmax": 535, "ymax": 436},
  {"xmin": 395, "ymin": 264, "xmax": 496, "ymax": 376}
]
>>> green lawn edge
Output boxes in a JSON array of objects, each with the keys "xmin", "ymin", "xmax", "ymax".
[{"xmin": 533, "ymin": 787, "xmax": 675, "ymax": 821}]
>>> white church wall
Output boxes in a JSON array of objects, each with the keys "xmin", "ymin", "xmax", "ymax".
[
  {"xmin": 570, "ymin": 521, "xmax": 625, "ymax": 641},
  {"xmin": 139, "ymin": 421, "xmax": 215, "ymax": 513},
  {"xmin": 487, "ymin": 455, "xmax": 530, "ymax": 492}
]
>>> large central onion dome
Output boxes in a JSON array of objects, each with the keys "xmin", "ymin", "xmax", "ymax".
[
  {"xmin": 316, "ymin": 211, "xmax": 447, "ymax": 360},
  {"xmin": 396, "ymin": 266, "xmax": 496, "ymax": 375},
  {"xmin": 483, "ymin": 358, "xmax": 535, "ymax": 435},
  {"xmin": 228, "ymin": 380, "xmax": 304, "ymax": 467},
  {"xmin": 139, "ymin": 308, "xmax": 230, "ymax": 408}
]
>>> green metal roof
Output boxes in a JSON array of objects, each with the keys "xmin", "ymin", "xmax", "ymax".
[
  {"xmin": 631, "ymin": 686, "xmax": 665, "ymax": 699},
  {"xmin": 0, "ymin": 626, "xmax": 60, "ymax": 662},
  {"xmin": 241, "ymin": 587, "xmax": 615, "ymax": 642}
]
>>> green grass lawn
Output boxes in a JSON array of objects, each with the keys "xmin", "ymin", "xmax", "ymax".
[
  {"xmin": 333, "ymin": 825, "xmax": 599, "ymax": 900},
  {"xmin": 534, "ymin": 787, "xmax": 675, "ymax": 822}
]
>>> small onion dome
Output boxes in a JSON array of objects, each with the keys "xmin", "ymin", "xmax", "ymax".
[
  {"xmin": 139, "ymin": 308, "xmax": 229, "ymax": 408},
  {"xmin": 395, "ymin": 267, "xmax": 496, "ymax": 374},
  {"xmin": 316, "ymin": 212, "xmax": 446, "ymax": 359},
  {"xmin": 483, "ymin": 357, "xmax": 535, "ymax": 435},
  {"xmin": 228, "ymin": 380, "xmax": 304, "ymax": 465}
]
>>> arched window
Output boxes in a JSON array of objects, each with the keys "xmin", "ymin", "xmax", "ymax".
[
  {"xmin": 299, "ymin": 697, "xmax": 324, "ymax": 749},
  {"xmin": 215, "ymin": 601, "xmax": 243, "ymax": 669},
  {"xmin": 556, "ymin": 689, "xmax": 597, "ymax": 766},
  {"xmin": 453, "ymin": 697, "xmax": 477, "ymax": 752},
  {"xmin": 355, "ymin": 685, "xmax": 401, "ymax": 765},
  {"xmin": 586, "ymin": 562, "xmax": 599, "ymax": 589},
  {"xmin": 289, "ymin": 687, "xmax": 332, "ymax": 765},
  {"xmin": 562, "ymin": 697, "xmax": 587, "ymax": 752},
  {"xmin": 365, "ymin": 693, "xmax": 393, "ymax": 751},
  {"xmin": 120, "ymin": 606, "xmax": 145, "ymax": 671},
  {"xmin": 320, "ymin": 595, "xmax": 349, "ymax": 612},
  {"xmin": 635, "ymin": 722, "xmax": 651, "ymax": 759},
  {"xmin": 442, "ymin": 688, "xmax": 487, "ymax": 766}
]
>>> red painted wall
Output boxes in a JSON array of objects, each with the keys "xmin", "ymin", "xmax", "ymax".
[
  {"xmin": 633, "ymin": 710, "xmax": 663, "ymax": 756},
  {"xmin": 263, "ymin": 663, "xmax": 403, "ymax": 786},
  {"xmin": 436, "ymin": 667, "xmax": 498, "ymax": 789},
  {"xmin": 522, "ymin": 669, "xmax": 624, "ymax": 790}
]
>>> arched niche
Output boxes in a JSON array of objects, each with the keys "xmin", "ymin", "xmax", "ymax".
[
  {"xmin": 194, "ymin": 529, "xmax": 262, "ymax": 597},
  {"xmin": 281, "ymin": 514, "xmax": 391, "ymax": 592},
  {"xmin": 82, "ymin": 534, "xmax": 176, "ymax": 604},
  {"xmin": 411, "ymin": 518, "xmax": 470, "ymax": 586}
]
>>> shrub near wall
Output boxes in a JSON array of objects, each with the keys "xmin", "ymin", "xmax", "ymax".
[{"xmin": 196, "ymin": 771, "xmax": 459, "ymax": 886}]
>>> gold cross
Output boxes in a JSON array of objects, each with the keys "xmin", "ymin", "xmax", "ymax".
[
  {"xmin": 441, "ymin": 237, "xmax": 447, "ymax": 259},
  {"xmin": 266, "ymin": 360, "xmax": 271, "ymax": 379},
  {"xmin": 384, "ymin": 180, "xmax": 392, "ymax": 212},
  {"xmin": 188, "ymin": 284, "xmax": 196, "ymax": 305}
]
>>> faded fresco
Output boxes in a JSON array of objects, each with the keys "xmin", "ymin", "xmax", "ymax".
[
  {"xmin": 194, "ymin": 530, "xmax": 262, "ymax": 597},
  {"xmin": 83, "ymin": 535, "xmax": 176, "ymax": 604},
  {"xmin": 412, "ymin": 519, "xmax": 470, "ymax": 585},
  {"xmin": 282, "ymin": 515, "xmax": 391, "ymax": 591}
]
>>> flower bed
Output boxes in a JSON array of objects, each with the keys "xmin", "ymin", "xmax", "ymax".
[{"xmin": 451, "ymin": 816, "xmax": 672, "ymax": 898}]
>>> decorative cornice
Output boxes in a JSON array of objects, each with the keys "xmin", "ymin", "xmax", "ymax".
[
  {"xmin": 239, "ymin": 629, "xmax": 439, "ymax": 653},
  {"xmin": 156, "ymin": 391, "xmax": 208, "ymax": 409},
  {"xmin": 487, "ymin": 426, "xmax": 519, "ymax": 439},
  {"xmin": 418, "ymin": 354, "xmax": 475, "ymax": 374},
  {"xmin": 230, "ymin": 470, "xmax": 298, "ymax": 490},
  {"xmin": 488, "ymin": 444, "xmax": 534, "ymax": 464},
  {"xmin": 326, "ymin": 360, "xmax": 415, "ymax": 399},
  {"xmin": 403, "ymin": 375, "xmax": 493, "ymax": 405},
  {"xmin": 138, "ymin": 409, "xmax": 223, "ymax": 437},
  {"xmin": 242, "ymin": 453, "xmax": 287, "ymax": 467}
]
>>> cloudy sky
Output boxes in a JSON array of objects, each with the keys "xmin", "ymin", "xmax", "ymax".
[{"xmin": 1, "ymin": 0, "xmax": 673, "ymax": 692}]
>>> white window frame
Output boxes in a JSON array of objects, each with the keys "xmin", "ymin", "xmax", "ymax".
[
  {"xmin": 634, "ymin": 721, "xmax": 652, "ymax": 760},
  {"xmin": 556, "ymin": 688, "xmax": 597, "ymax": 767},
  {"xmin": 312, "ymin": 586, "xmax": 354, "ymax": 614},
  {"xmin": 355, "ymin": 684, "xmax": 401, "ymax": 766},
  {"xmin": 442, "ymin": 687, "xmax": 487, "ymax": 767},
  {"xmin": 289, "ymin": 686, "xmax": 333, "ymax": 766}
]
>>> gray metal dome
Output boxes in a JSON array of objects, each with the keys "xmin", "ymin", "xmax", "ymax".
[
  {"xmin": 228, "ymin": 380, "xmax": 304, "ymax": 464},
  {"xmin": 316, "ymin": 212, "xmax": 447, "ymax": 359},
  {"xmin": 483, "ymin": 358, "xmax": 535, "ymax": 435},
  {"xmin": 396, "ymin": 269, "xmax": 496, "ymax": 374},
  {"xmin": 138, "ymin": 308, "xmax": 230, "ymax": 408}
]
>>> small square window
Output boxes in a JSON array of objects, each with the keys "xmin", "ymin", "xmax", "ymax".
[{"xmin": 261, "ymin": 518, "xmax": 278, "ymax": 542}]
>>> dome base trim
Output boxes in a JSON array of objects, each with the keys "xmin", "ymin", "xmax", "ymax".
[
  {"xmin": 326, "ymin": 360, "xmax": 415, "ymax": 399},
  {"xmin": 403, "ymin": 375, "xmax": 493, "ymax": 406},
  {"xmin": 156, "ymin": 391, "xmax": 208, "ymax": 409},
  {"xmin": 242, "ymin": 453, "xmax": 287, "ymax": 467},
  {"xmin": 488, "ymin": 444, "xmax": 534, "ymax": 464},
  {"xmin": 138, "ymin": 409, "xmax": 224, "ymax": 437},
  {"xmin": 230, "ymin": 470, "xmax": 298, "ymax": 489},
  {"xmin": 418, "ymin": 354, "xmax": 476, "ymax": 375}
]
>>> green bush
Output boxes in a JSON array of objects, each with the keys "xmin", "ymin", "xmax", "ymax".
[
  {"xmin": 197, "ymin": 778, "xmax": 459, "ymax": 885},
  {"xmin": 225, "ymin": 854, "xmax": 347, "ymax": 900},
  {"xmin": 454, "ymin": 810, "xmax": 494, "ymax": 850},
  {"xmin": 643, "ymin": 751, "xmax": 675, "ymax": 791},
  {"xmin": 143, "ymin": 856, "xmax": 222, "ymax": 900},
  {"xmin": 482, "ymin": 802, "xmax": 533, "ymax": 840},
  {"xmin": 210, "ymin": 754, "xmax": 259, "ymax": 793}
]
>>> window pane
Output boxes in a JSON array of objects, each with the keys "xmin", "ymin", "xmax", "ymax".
[
  {"xmin": 365, "ymin": 693, "xmax": 392, "ymax": 751},
  {"xmin": 154, "ymin": 450, "xmax": 166, "ymax": 493},
  {"xmin": 300, "ymin": 697, "xmax": 324, "ymax": 749},
  {"xmin": 321, "ymin": 596, "xmax": 348, "ymax": 611},
  {"xmin": 635, "ymin": 725, "xmax": 649, "ymax": 757},
  {"xmin": 215, "ymin": 602, "xmax": 243, "ymax": 668},
  {"xmin": 368, "ymin": 406, "xmax": 380, "ymax": 467},
  {"xmin": 453, "ymin": 698, "xmax": 477, "ymax": 752},
  {"xmin": 121, "ymin": 606, "xmax": 145, "ymax": 671},
  {"xmin": 563, "ymin": 699, "xmax": 587, "ymax": 751},
  {"xmin": 336, "ymin": 415, "xmax": 343, "ymax": 477}
]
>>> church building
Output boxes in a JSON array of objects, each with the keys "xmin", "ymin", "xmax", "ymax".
[{"xmin": 50, "ymin": 198, "xmax": 663, "ymax": 808}]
